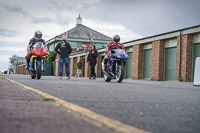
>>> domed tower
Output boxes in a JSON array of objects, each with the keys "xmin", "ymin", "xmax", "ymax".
[{"xmin": 76, "ymin": 14, "xmax": 82, "ymax": 26}]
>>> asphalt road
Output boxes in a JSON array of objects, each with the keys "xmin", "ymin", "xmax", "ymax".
[
  {"xmin": 3, "ymin": 74, "xmax": 200, "ymax": 133},
  {"xmin": 0, "ymin": 78, "xmax": 115, "ymax": 133}
]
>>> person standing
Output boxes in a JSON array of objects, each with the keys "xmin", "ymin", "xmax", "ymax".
[
  {"xmin": 87, "ymin": 45, "xmax": 98, "ymax": 80},
  {"xmin": 55, "ymin": 35, "xmax": 72, "ymax": 79},
  {"xmin": 76, "ymin": 60, "xmax": 82, "ymax": 77}
]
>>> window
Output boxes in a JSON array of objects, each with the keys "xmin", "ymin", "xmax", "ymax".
[
  {"xmin": 95, "ymin": 43, "xmax": 107, "ymax": 49},
  {"xmin": 68, "ymin": 41, "xmax": 82, "ymax": 48}
]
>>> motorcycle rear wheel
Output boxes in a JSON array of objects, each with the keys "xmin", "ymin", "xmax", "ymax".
[{"xmin": 36, "ymin": 61, "xmax": 42, "ymax": 79}]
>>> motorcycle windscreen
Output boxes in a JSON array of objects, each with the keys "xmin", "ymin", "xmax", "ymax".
[
  {"xmin": 32, "ymin": 42, "xmax": 47, "ymax": 56},
  {"xmin": 113, "ymin": 49, "xmax": 129, "ymax": 59}
]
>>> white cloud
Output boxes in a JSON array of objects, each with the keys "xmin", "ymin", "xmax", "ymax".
[
  {"xmin": 84, "ymin": 19, "xmax": 143, "ymax": 42},
  {"xmin": 0, "ymin": 55, "xmax": 10, "ymax": 71},
  {"xmin": 0, "ymin": 22, "xmax": 64, "ymax": 42},
  {"xmin": 0, "ymin": 55, "xmax": 10, "ymax": 61},
  {"xmin": 0, "ymin": 46, "xmax": 25, "ymax": 52}
]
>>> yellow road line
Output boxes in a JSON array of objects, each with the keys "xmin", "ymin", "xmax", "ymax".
[{"xmin": 4, "ymin": 77, "xmax": 150, "ymax": 133}]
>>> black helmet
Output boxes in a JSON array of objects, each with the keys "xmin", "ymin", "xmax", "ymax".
[
  {"xmin": 35, "ymin": 30, "xmax": 42, "ymax": 39},
  {"xmin": 113, "ymin": 35, "xmax": 120, "ymax": 43}
]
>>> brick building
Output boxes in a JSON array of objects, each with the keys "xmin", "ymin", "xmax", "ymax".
[
  {"xmin": 46, "ymin": 15, "xmax": 112, "ymax": 53},
  {"xmin": 13, "ymin": 57, "xmax": 28, "ymax": 75},
  {"xmin": 70, "ymin": 25, "xmax": 200, "ymax": 82},
  {"xmin": 47, "ymin": 15, "xmax": 112, "ymax": 76}
]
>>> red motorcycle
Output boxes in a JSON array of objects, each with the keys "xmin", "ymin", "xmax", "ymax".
[{"xmin": 29, "ymin": 42, "xmax": 48, "ymax": 79}]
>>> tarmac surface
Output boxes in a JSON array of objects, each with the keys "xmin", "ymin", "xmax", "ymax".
[
  {"xmin": 2, "ymin": 74, "xmax": 200, "ymax": 133},
  {"xmin": 0, "ymin": 77, "xmax": 117, "ymax": 133}
]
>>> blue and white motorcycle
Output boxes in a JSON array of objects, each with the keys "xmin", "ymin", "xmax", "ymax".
[{"xmin": 103, "ymin": 49, "xmax": 129, "ymax": 83}]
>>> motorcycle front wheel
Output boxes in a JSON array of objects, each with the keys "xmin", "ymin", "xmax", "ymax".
[
  {"xmin": 36, "ymin": 61, "xmax": 42, "ymax": 79},
  {"xmin": 116, "ymin": 63, "xmax": 124, "ymax": 83}
]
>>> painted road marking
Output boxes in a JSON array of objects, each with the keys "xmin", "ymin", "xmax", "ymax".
[{"xmin": 4, "ymin": 77, "xmax": 150, "ymax": 133}]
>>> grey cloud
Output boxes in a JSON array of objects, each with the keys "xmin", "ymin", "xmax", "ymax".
[
  {"xmin": 73, "ymin": 0, "xmax": 200, "ymax": 37},
  {"xmin": 0, "ymin": 29, "xmax": 19, "ymax": 37},
  {"xmin": 1, "ymin": 0, "xmax": 200, "ymax": 41},
  {"xmin": 0, "ymin": 50, "xmax": 26, "ymax": 57},
  {"xmin": 3, "ymin": 5, "xmax": 27, "ymax": 16},
  {"xmin": 48, "ymin": 0, "xmax": 99, "ymax": 11},
  {"xmin": 0, "ymin": 41, "xmax": 27, "ymax": 47},
  {"xmin": 31, "ymin": 17, "xmax": 56, "ymax": 24}
]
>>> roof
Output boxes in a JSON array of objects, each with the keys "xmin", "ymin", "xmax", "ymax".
[
  {"xmin": 58, "ymin": 25, "xmax": 112, "ymax": 41},
  {"xmin": 123, "ymin": 24, "xmax": 200, "ymax": 45}
]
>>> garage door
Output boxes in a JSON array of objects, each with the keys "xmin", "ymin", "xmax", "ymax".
[
  {"xmin": 143, "ymin": 49, "xmax": 152, "ymax": 79},
  {"xmin": 192, "ymin": 43, "xmax": 200, "ymax": 81},
  {"xmin": 126, "ymin": 52, "xmax": 133, "ymax": 78},
  {"xmin": 164, "ymin": 47, "xmax": 177, "ymax": 81},
  {"xmin": 42, "ymin": 62, "xmax": 53, "ymax": 76}
]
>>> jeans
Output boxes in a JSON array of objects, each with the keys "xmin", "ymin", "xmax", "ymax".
[
  {"xmin": 59, "ymin": 58, "xmax": 70, "ymax": 77},
  {"xmin": 90, "ymin": 62, "xmax": 96, "ymax": 78}
]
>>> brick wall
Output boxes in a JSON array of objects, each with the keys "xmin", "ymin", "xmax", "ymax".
[
  {"xmin": 71, "ymin": 49, "xmax": 78, "ymax": 54},
  {"xmin": 132, "ymin": 44, "xmax": 143, "ymax": 79},
  {"xmin": 55, "ymin": 59, "xmax": 59, "ymax": 76},
  {"xmin": 73, "ymin": 57, "xmax": 77, "ymax": 76},
  {"xmin": 82, "ymin": 42, "xmax": 91, "ymax": 51},
  {"xmin": 151, "ymin": 40, "xmax": 165, "ymax": 81},
  {"xmin": 70, "ymin": 57, "xmax": 74, "ymax": 76},
  {"xmin": 176, "ymin": 34, "xmax": 193, "ymax": 81},
  {"xmin": 84, "ymin": 54, "xmax": 89, "ymax": 77},
  {"xmin": 95, "ymin": 54, "xmax": 102, "ymax": 78},
  {"xmin": 13, "ymin": 64, "xmax": 17, "ymax": 74}
]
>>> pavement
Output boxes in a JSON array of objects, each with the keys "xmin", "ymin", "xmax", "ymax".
[
  {"xmin": 1, "ymin": 74, "xmax": 200, "ymax": 133},
  {"xmin": 0, "ymin": 77, "xmax": 119, "ymax": 133}
]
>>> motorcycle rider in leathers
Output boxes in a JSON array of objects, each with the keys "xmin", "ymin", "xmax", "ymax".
[
  {"xmin": 102, "ymin": 35, "xmax": 126, "ymax": 73},
  {"xmin": 25, "ymin": 30, "xmax": 46, "ymax": 69}
]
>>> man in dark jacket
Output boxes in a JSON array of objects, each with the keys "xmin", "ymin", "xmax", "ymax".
[{"xmin": 55, "ymin": 35, "xmax": 72, "ymax": 79}]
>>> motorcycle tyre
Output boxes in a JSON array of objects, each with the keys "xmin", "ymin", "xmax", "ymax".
[
  {"xmin": 116, "ymin": 63, "xmax": 124, "ymax": 83},
  {"xmin": 36, "ymin": 61, "xmax": 42, "ymax": 79}
]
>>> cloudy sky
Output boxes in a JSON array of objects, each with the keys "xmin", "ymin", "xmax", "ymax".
[{"xmin": 0, "ymin": 0, "xmax": 200, "ymax": 72}]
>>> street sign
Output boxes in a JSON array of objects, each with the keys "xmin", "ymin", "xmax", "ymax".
[{"xmin": 194, "ymin": 57, "xmax": 200, "ymax": 86}]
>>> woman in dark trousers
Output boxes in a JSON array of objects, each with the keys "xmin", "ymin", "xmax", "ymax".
[{"xmin": 87, "ymin": 45, "xmax": 98, "ymax": 80}]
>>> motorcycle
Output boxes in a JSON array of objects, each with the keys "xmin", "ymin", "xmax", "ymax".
[
  {"xmin": 103, "ymin": 49, "xmax": 129, "ymax": 83},
  {"xmin": 28, "ymin": 42, "xmax": 48, "ymax": 79}
]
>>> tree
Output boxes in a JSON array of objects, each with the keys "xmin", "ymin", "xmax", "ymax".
[
  {"xmin": 47, "ymin": 51, "xmax": 57, "ymax": 63},
  {"xmin": 8, "ymin": 54, "xmax": 18, "ymax": 72}
]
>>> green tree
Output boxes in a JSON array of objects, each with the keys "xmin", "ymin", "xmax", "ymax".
[
  {"xmin": 8, "ymin": 54, "xmax": 18, "ymax": 72},
  {"xmin": 47, "ymin": 51, "xmax": 57, "ymax": 62}
]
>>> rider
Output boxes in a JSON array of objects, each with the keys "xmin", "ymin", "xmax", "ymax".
[
  {"xmin": 25, "ymin": 30, "xmax": 46, "ymax": 69},
  {"xmin": 102, "ymin": 35, "xmax": 126, "ymax": 73}
]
